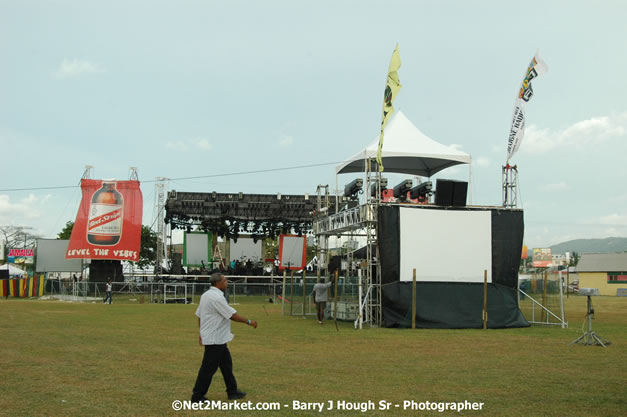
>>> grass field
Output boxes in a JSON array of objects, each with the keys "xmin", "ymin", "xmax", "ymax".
[{"xmin": 1, "ymin": 294, "xmax": 626, "ymax": 417}]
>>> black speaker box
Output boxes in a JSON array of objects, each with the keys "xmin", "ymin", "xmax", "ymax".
[
  {"xmin": 89, "ymin": 260, "xmax": 123, "ymax": 282},
  {"xmin": 435, "ymin": 179, "xmax": 468, "ymax": 207}
]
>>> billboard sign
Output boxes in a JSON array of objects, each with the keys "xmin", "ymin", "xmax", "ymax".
[
  {"xmin": 532, "ymin": 248, "xmax": 552, "ymax": 268},
  {"xmin": 66, "ymin": 179, "xmax": 143, "ymax": 261},
  {"xmin": 8, "ymin": 248, "xmax": 34, "ymax": 264}
]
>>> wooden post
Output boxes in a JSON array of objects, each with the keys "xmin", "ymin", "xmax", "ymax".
[
  {"xmin": 412, "ymin": 269, "xmax": 417, "ymax": 329},
  {"xmin": 302, "ymin": 269, "xmax": 306, "ymax": 317},
  {"xmin": 334, "ymin": 270, "xmax": 339, "ymax": 331},
  {"xmin": 281, "ymin": 269, "xmax": 286, "ymax": 316},
  {"xmin": 289, "ymin": 270, "xmax": 294, "ymax": 316},
  {"xmin": 483, "ymin": 269, "xmax": 488, "ymax": 329},
  {"xmin": 542, "ymin": 270, "xmax": 548, "ymax": 322}
]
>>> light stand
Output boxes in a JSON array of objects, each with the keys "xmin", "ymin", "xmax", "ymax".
[{"xmin": 569, "ymin": 289, "xmax": 610, "ymax": 348}]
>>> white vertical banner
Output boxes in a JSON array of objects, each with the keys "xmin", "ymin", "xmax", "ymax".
[
  {"xmin": 0, "ymin": 242, "xmax": 5, "ymax": 261},
  {"xmin": 506, "ymin": 52, "xmax": 548, "ymax": 162}
]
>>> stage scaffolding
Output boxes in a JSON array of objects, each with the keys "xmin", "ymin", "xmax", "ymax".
[{"xmin": 314, "ymin": 158, "xmax": 383, "ymax": 328}]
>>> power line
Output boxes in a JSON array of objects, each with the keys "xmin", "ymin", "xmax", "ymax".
[{"xmin": 0, "ymin": 161, "xmax": 342, "ymax": 192}]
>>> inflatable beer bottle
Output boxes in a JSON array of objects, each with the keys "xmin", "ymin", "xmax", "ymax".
[{"xmin": 87, "ymin": 182, "xmax": 124, "ymax": 245}]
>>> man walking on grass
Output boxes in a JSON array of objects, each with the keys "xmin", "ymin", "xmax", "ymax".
[{"xmin": 191, "ymin": 273, "xmax": 258, "ymax": 403}]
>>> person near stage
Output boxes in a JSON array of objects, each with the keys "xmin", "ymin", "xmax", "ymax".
[
  {"xmin": 191, "ymin": 273, "xmax": 257, "ymax": 403},
  {"xmin": 103, "ymin": 279, "xmax": 112, "ymax": 304},
  {"xmin": 312, "ymin": 275, "xmax": 335, "ymax": 324}
]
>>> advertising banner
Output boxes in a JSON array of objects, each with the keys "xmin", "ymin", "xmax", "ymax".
[
  {"xmin": 66, "ymin": 179, "xmax": 143, "ymax": 261},
  {"xmin": 506, "ymin": 52, "xmax": 548, "ymax": 162},
  {"xmin": 532, "ymin": 248, "xmax": 552, "ymax": 268}
]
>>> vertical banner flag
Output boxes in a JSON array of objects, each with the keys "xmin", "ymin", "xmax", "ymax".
[
  {"xmin": 377, "ymin": 44, "xmax": 402, "ymax": 172},
  {"xmin": 506, "ymin": 52, "xmax": 548, "ymax": 162},
  {"xmin": 66, "ymin": 179, "xmax": 143, "ymax": 261}
]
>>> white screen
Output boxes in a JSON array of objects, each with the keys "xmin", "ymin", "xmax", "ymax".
[
  {"xmin": 229, "ymin": 237, "xmax": 262, "ymax": 262},
  {"xmin": 280, "ymin": 236, "xmax": 305, "ymax": 269},
  {"xmin": 399, "ymin": 208, "xmax": 492, "ymax": 283},
  {"xmin": 36, "ymin": 239, "xmax": 83, "ymax": 272},
  {"xmin": 185, "ymin": 233, "xmax": 210, "ymax": 266}
]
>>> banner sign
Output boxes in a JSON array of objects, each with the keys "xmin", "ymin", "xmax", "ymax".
[
  {"xmin": 532, "ymin": 248, "xmax": 552, "ymax": 268},
  {"xmin": 66, "ymin": 179, "xmax": 143, "ymax": 261},
  {"xmin": 9, "ymin": 249, "xmax": 34, "ymax": 257},
  {"xmin": 8, "ymin": 248, "xmax": 34, "ymax": 264},
  {"xmin": 377, "ymin": 44, "xmax": 402, "ymax": 173},
  {"xmin": 506, "ymin": 52, "xmax": 548, "ymax": 162}
]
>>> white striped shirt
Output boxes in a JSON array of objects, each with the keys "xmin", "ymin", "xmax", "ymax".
[{"xmin": 195, "ymin": 287, "xmax": 237, "ymax": 345}]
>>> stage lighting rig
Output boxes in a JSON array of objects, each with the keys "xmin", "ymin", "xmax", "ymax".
[
  {"xmin": 344, "ymin": 179, "xmax": 363, "ymax": 198},
  {"xmin": 370, "ymin": 178, "xmax": 388, "ymax": 197},
  {"xmin": 393, "ymin": 179, "xmax": 413, "ymax": 199},
  {"xmin": 409, "ymin": 181, "xmax": 433, "ymax": 200}
]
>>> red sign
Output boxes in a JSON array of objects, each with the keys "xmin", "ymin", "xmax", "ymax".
[
  {"xmin": 66, "ymin": 179, "xmax": 143, "ymax": 262},
  {"xmin": 9, "ymin": 249, "xmax": 34, "ymax": 257}
]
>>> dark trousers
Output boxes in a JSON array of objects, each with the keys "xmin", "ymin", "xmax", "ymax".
[
  {"xmin": 192, "ymin": 344, "xmax": 238, "ymax": 400},
  {"xmin": 316, "ymin": 301, "xmax": 326, "ymax": 321},
  {"xmin": 103, "ymin": 291, "xmax": 112, "ymax": 304}
]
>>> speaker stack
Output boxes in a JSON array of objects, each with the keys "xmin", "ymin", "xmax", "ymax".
[{"xmin": 435, "ymin": 179, "xmax": 468, "ymax": 207}]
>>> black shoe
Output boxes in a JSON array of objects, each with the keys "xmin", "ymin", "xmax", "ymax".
[
  {"xmin": 227, "ymin": 390, "xmax": 247, "ymax": 400},
  {"xmin": 191, "ymin": 396, "xmax": 208, "ymax": 403}
]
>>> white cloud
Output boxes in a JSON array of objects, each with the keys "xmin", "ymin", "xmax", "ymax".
[
  {"xmin": 279, "ymin": 134, "xmax": 294, "ymax": 146},
  {"xmin": 166, "ymin": 138, "xmax": 213, "ymax": 152},
  {"xmin": 0, "ymin": 194, "xmax": 51, "ymax": 224},
  {"xmin": 596, "ymin": 213, "xmax": 627, "ymax": 226},
  {"xmin": 195, "ymin": 139, "xmax": 213, "ymax": 151},
  {"xmin": 475, "ymin": 156, "xmax": 491, "ymax": 168},
  {"xmin": 542, "ymin": 181, "xmax": 569, "ymax": 192},
  {"xmin": 521, "ymin": 112, "xmax": 627, "ymax": 154},
  {"xmin": 166, "ymin": 140, "xmax": 189, "ymax": 152},
  {"xmin": 491, "ymin": 145, "xmax": 503, "ymax": 153},
  {"xmin": 54, "ymin": 58, "xmax": 104, "ymax": 79}
]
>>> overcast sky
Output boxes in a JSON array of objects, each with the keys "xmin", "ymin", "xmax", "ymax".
[{"xmin": 1, "ymin": 0, "xmax": 626, "ymax": 250}]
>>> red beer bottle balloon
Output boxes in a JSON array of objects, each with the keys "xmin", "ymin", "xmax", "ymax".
[{"xmin": 87, "ymin": 182, "xmax": 124, "ymax": 245}]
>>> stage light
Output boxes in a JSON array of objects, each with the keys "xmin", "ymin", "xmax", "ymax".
[
  {"xmin": 370, "ymin": 177, "xmax": 388, "ymax": 197},
  {"xmin": 409, "ymin": 181, "xmax": 433, "ymax": 200},
  {"xmin": 344, "ymin": 178, "xmax": 363, "ymax": 198},
  {"xmin": 393, "ymin": 179, "xmax": 413, "ymax": 199}
]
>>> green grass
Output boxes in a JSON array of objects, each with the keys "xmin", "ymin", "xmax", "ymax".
[{"xmin": 1, "ymin": 295, "xmax": 626, "ymax": 417}]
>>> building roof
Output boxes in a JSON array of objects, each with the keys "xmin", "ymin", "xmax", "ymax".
[{"xmin": 576, "ymin": 253, "xmax": 627, "ymax": 272}]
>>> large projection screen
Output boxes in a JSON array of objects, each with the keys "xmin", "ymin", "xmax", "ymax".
[
  {"xmin": 36, "ymin": 239, "xmax": 83, "ymax": 272},
  {"xmin": 399, "ymin": 208, "xmax": 492, "ymax": 283},
  {"xmin": 229, "ymin": 237, "xmax": 262, "ymax": 262},
  {"xmin": 184, "ymin": 232, "xmax": 211, "ymax": 267}
]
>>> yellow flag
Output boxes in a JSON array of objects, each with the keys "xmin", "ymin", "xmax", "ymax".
[{"xmin": 377, "ymin": 45, "xmax": 402, "ymax": 172}]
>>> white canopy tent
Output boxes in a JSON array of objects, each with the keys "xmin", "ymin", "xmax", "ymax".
[
  {"xmin": 336, "ymin": 110, "xmax": 472, "ymax": 177},
  {"xmin": 0, "ymin": 264, "xmax": 26, "ymax": 278}
]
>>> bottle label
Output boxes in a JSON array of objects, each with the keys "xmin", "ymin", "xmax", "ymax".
[{"xmin": 88, "ymin": 203, "xmax": 123, "ymax": 236}]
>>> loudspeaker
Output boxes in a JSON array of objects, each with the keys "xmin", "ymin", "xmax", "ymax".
[
  {"xmin": 435, "ymin": 179, "xmax": 468, "ymax": 207},
  {"xmin": 89, "ymin": 260, "xmax": 123, "ymax": 282}
]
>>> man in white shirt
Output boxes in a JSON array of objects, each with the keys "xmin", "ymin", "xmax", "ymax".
[
  {"xmin": 311, "ymin": 275, "xmax": 335, "ymax": 324},
  {"xmin": 191, "ymin": 273, "xmax": 258, "ymax": 403},
  {"xmin": 103, "ymin": 279, "xmax": 112, "ymax": 304}
]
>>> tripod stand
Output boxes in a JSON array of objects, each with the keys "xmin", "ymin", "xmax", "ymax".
[{"xmin": 569, "ymin": 295, "xmax": 610, "ymax": 348}]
